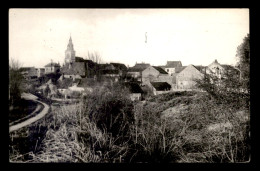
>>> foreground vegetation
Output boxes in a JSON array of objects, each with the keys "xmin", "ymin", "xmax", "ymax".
[{"xmin": 9, "ymin": 82, "xmax": 250, "ymax": 163}]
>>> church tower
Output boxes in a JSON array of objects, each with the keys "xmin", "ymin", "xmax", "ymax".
[{"xmin": 65, "ymin": 35, "xmax": 76, "ymax": 64}]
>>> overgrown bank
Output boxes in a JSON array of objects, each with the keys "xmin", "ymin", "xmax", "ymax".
[{"xmin": 9, "ymin": 82, "xmax": 250, "ymax": 163}]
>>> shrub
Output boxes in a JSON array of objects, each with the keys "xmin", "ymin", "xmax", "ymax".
[{"xmin": 83, "ymin": 82, "xmax": 135, "ymax": 143}]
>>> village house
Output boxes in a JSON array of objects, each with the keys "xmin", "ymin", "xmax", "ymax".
[
  {"xmin": 122, "ymin": 82, "xmax": 144, "ymax": 101},
  {"xmin": 150, "ymin": 82, "xmax": 171, "ymax": 95},
  {"xmin": 141, "ymin": 66, "xmax": 169, "ymax": 85},
  {"xmin": 170, "ymin": 66, "xmax": 187, "ymax": 89},
  {"xmin": 44, "ymin": 62, "xmax": 61, "ymax": 74},
  {"xmin": 127, "ymin": 63, "xmax": 150, "ymax": 81},
  {"xmin": 37, "ymin": 68, "xmax": 45, "ymax": 78},
  {"xmin": 206, "ymin": 59, "xmax": 240, "ymax": 80},
  {"xmin": 163, "ymin": 61, "xmax": 183, "ymax": 76},
  {"xmin": 100, "ymin": 69, "xmax": 120, "ymax": 82},
  {"xmin": 176, "ymin": 64, "xmax": 205, "ymax": 90},
  {"xmin": 19, "ymin": 67, "xmax": 38, "ymax": 80},
  {"xmin": 99, "ymin": 62, "xmax": 127, "ymax": 81},
  {"xmin": 206, "ymin": 59, "xmax": 225, "ymax": 79}
]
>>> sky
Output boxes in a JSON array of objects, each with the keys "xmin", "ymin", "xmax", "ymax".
[{"xmin": 9, "ymin": 8, "xmax": 249, "ymax": 68}]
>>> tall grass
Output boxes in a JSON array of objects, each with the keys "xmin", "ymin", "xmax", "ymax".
[{"xmin": 10, "ymin": 82, "xmax": 250, "ymax": 163}]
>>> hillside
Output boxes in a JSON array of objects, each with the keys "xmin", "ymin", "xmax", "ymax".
[{"xmin": 9, "ymin": 85, "xmax": 250, "ymax": 163}]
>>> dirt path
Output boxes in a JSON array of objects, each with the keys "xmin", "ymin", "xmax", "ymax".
[{"xmin": 9, "ymin": 93, "xmax": 50, "ymax": 133}]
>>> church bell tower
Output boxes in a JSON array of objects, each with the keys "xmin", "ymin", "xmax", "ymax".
[{"xmin": 65, "ymin": 35, "xmax": 76, "ymax": 64}]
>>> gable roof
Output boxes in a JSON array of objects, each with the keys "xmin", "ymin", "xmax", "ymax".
[
  {"xmin": 110, "ymin": 63, "xmax": 127, "ymax": 70},
  {"xmin": 152, "ymin": 66, "xmax": 168, "ymax": 74},
  {"xmin": 158, "ymin": 66, "xmax": 166, "ymax": 70},
  {"xmin": 134, "ymin": 63, "xmax": 150, "ymax": 69},
  {"xmin": 150, "ymin": 82, "xmax": 171, "ymax": 91},
  {"xmin": 123, "ymin": 82, "xmax": 143, "ymax": 93},
  {"xmin": 128, "ymin": 67, "xmax": 145, "ymax": 72},
  {"xmin": 128, "ymin": 63, "xmax": 150, "ymax": 72},
  {"xmin": 193, "ymin": 65, "xmax": 206, "ymax": 73},
  {"xmin": 175, "ymin": 66, "xmax": 186, "ymax": 73},
  {"xmin": 166, "ymin": 61, "xmax": 182, "ymax": 68},
  {"xmin": 75, "ymin": 56, "xmax": 85, "ymax": 62}
]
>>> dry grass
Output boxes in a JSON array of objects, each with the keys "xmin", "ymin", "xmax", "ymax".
[{"xmin": 9, "ymin": 86, "xmax": 250, "ymax": 163}]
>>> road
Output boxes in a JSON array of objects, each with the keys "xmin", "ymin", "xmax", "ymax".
[{"xmin": 9, "ymin": 93, "xmax": 50, "ymax": 133}]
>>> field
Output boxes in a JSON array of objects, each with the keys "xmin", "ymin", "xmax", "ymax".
[{"xmin": 9, "ymin": 83, "xmax": 250, "ymax": 163}]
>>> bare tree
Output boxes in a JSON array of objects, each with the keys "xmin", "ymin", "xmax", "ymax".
[
  {"xmin": 86, "ymin": 51, "xmax": 103, "ymax": 80},
  {"xmin": 9, "ymin": 58, "xmax": 24, "ymax": 106},
  {"xmin": 87, "ymin": 51, "xmax": 102, "ymax": 64}
]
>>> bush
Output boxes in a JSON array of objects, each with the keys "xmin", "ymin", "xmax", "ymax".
[{"xmin": 83, "ymin": 82, "xmax": 135, "ymax": 142}]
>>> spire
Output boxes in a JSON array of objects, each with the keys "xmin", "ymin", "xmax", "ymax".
[
  {"xmin": 69, "ymin": 34, "xmax": 72, "ymax": 42},
  {"xmin": 67, "ymin": 35, "xmax": 74, "ymax": 50}
]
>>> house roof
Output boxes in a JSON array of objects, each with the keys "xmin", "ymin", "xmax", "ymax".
[
  {"xmin": 128, "ymin": 67, "xmax": 144, "ymax": 72},
  {"xmin": 134, "ymin": 63, "xmax": 150, "ymax": 69},
  {"xmin": 110, "ymin": 63, "xmax": 127, "ymax": 70},
  {"xmin": 150, "ymin": 82, "xmax": 171, "ymax": 91},
  {"xmin": 44, "ymin": 62, "xmax": 60, "ymax": 67},
  {"xmin": 193, "ymin": 65, "xmax": 206, "ymax": 73},
  {"xmin": 123, "ymin": 82, "xmax": 143, "ymax": 93},
  {"xmin": 128, "ymin": 63, "xmax": 150, "ymax": 72},
  {"xmin": 158, "ymin": 66, "xmax": 166, "ymax": 69},
  {"xmin": 166, "ymin": 61, "xmax": 182, "ymax": 68},
  {"xmin": 61, "ymin": 62, "xmax": 86, "ymax": 76},
  {"xmin": 75, "ymin": 56, "xmax": 85, "ymax": 62},
  {"xmin": 152, "ymin": 66, "xmax": 168, "ymax": 74},
  {"xmin": 175, "ymin": 66, "xmax": 186, "ymax": 73}
]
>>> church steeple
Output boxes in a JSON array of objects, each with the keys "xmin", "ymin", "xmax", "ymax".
[{"xmin": 65, "ymin": 35, "xmax": 76, "ymax": 64}]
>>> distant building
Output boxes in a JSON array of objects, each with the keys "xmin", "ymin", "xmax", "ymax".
[
  {"xmin": 176, "ymin": 64, "xmax": 205, "ymax": 90},
  {"xmin": 98, "ymin": 62, "xmax": 127, "ymax": 82},
  {"xmin": 65, "ymin": 36, "xmax": 76, "ymax": 64},
  {"xmin": 206, "ymin": 59, "xmax": 239, "ymax": 79},
  {"xmin": 142, "ymin": 66, "xmax": 169, "ymax": 85},
  {"xmin": 150, "ymin": 82, "xmax": 171, "ymax": 95},
  {"xmin": 61, "ymin": 37, "xmax": 98, "ymax": 79},
  {"xmin": 44, "ymin": 62, "xmax": 61, "ymax": 74},
  {"xmin": 122, "ymin": 82, "xmax": 144, "ymax": 101},
  {"xmin": 127, "ymin": 63, "xmax": 150, "ymax": 81},
  {"xmin": 19, "ymin": 67, "xmax": 38, "ymax": 80},
  {"xmin": 37, "ymin": 68, "xmax": 45, "ymax": 77},
  {"xmin": 164, "ymin": 61, "xmax": 182, "ymax": 76}
]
